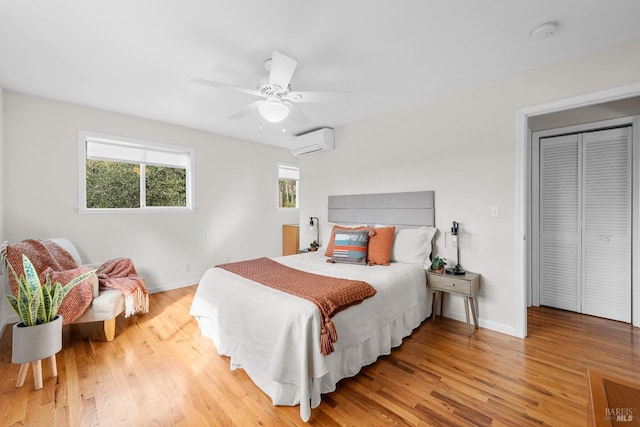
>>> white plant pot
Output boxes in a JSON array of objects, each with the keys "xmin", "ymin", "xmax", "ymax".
[{"xmin": 12, "ymin": 315, "xmax": 63, "ymax": 364}]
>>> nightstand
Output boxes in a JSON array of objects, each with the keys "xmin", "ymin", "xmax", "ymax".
[{"xmin": 427, "ymin": 271, "xmax": 480, "ymax": 336}]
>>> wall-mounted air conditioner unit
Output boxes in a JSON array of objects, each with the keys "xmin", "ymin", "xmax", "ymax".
[{"xmin": 290, "ymin": 128, "xmax": 335, "ymax": 157}]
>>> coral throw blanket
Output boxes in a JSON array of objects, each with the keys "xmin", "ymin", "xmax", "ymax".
[
  {"xmin": 96, "ymin": 257, "xmax": 149, "ymax": 317},
  {"xmin": 217, "ymin": 257, "xmax": 377, "ymax": 355},
  {"xmin": 3, "ymin": 239, "xmax": 148, "ymax": 323}
]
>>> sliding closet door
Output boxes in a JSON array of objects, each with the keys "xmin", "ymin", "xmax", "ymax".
[
  {"xmin": 582, "ymin": 127, "xmax": 631, "ymax": 322},
  {"xmin": 539, "ymin": 134, "xmax": 581, "ymax": 312}
]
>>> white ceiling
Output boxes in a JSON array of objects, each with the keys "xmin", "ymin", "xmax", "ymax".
[{"xmin": 1, "ymin": 1, "xmax": 640, "ymax": 148}]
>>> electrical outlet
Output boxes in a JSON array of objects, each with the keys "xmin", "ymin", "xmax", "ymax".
[
  {"xmin": 491, "ymin": 205, "xmax": 500, "ymax": 218},
  {"xmin": 185, "ymin": 264, "xmax": 191, "ymax": 272}
]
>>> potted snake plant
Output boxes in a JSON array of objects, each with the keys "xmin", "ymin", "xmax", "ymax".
[{"xmin": 5, "ymin": 254, "xmax": 94, "ymax": 365}]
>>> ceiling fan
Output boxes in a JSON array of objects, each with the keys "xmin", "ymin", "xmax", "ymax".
[{"xmin": 191, "ymin": 51, "xmax": 350, "ymax": 124}]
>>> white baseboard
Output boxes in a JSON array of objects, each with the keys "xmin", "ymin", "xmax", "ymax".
[
  {"xmin": 146, "ymin": 280, "xmax": 197, "ymax": 295},
  {"xmin": 442, "ymin": 309, "xmax": 519, "ymax": 338}
]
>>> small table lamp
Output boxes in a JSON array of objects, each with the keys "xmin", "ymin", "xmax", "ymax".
[{"xmin": 445, "ymin": 221, "xmax": 465, "ymax": 275}]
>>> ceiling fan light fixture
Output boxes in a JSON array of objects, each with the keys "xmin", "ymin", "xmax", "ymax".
[{"xmin": 259, "ymin": 97, "xmax": 289, "ymax": 123}]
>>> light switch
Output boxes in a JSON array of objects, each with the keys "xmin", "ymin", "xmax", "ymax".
[{"xmin": 491, "ymin": 205, "xmax": 500, "ymax": 217}]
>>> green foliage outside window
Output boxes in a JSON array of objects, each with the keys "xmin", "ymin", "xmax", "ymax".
[
  {"xmin": 86, "ymin": 159, "xmax": 186, "ymax": 209},
  {"xmin": 146, "ymin": 165, "xmax": 187, "ymax": 207},
  {"xmin": 86, "ymin": 160, "xmax": 140, "ymax": 208},
  {"xmin": 279, "ymin": 178, "xmax": 297, "ymax": 208}
]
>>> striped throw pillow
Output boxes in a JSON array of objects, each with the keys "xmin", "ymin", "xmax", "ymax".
[{"xmin": 331, "ymin": 230, "xmax": 369, "ymax": 265}]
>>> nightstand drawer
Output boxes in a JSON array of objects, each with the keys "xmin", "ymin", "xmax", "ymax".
[{"xmin": 428, "ymin": 274, "xmax": 471, "ymax": 295}]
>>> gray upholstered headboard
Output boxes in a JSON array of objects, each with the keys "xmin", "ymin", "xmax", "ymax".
[{"xmin": 327, "ymin": 191, "xmax": 435, "ymax": 226}]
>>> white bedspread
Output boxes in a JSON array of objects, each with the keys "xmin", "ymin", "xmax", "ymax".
[{"xmin": 189, "ymin": 251, "xmax": 431, "ymax": 421}]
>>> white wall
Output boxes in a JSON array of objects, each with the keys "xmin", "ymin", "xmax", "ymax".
[
  {"xmin": 0, "ymin": 86, "xmax": 7, "ymax": 332},
  {"xmin": 3, "ymin": 91, "xmax": 298, "ymax": 294},
  {"xmin": 299, "ymin": 37, "xmax": 640, "ymax": 336}
]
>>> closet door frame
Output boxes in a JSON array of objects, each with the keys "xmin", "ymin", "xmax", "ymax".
[{"xmin": 531, "ymin": 116, "xmax": 637, "ymax": 314}]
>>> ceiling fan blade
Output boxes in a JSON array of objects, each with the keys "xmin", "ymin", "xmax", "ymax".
[
  {"xmin": 284, "ymin": 102, "xmax": 311, "ymax": 125},
  {"xmin": 287, "ymin": 90, "xmax": 350, "ymax": 104},
  {"xmin": 227, "ymin": 100, "xmax": 263, "ymax": 120},
  {"xmin": 269, "ymin": 51, "xmax": 298, "ymax": 90},
  {"xmin": 190, "ymin": 77, "xmax": 263, "ymax": 97}
]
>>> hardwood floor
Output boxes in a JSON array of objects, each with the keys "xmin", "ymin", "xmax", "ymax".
[{"xmin": 1, "ymin": 286, "xmax": 639, "ymax": 426}]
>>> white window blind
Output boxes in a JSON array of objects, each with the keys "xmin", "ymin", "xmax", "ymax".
[
  {"xmin": 278, "ymin": 164, "xmax": 300, "ymax": 180},
  {"xmin": 86, "ymin": 138, "xmax": 189, "ymax": 169}
]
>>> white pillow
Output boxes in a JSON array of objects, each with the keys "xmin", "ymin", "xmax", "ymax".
[{"xmin": 388, "ymin": 226, "xmax": 437, "ymax": 264}]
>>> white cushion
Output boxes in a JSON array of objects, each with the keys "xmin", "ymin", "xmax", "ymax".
[{"xmin": 71, "ymin": 290, "xmax": 125, "ymax": 323}]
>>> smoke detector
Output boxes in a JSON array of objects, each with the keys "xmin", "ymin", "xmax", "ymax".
[{"xmin": 530, "ymin": 22, "xmax": 559, "ymax": 40}]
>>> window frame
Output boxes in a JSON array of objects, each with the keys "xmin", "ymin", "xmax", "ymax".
[
  {"xmin": 278, "ymin": 163, "xmax": 300, "ymax": 210},
  {"xmin": 77, "ymin": 130, "xmax": 195, "ymax": 213}
]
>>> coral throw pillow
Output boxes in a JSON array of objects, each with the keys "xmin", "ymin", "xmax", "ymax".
[{"xmin": 367, "ymin": 226, "xmax": 396, "ymax": 266}]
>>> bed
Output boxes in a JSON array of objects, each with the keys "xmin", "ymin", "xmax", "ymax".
[{"xmin": 189, "ymin": 191, "xmax": 436, "ymax": 421}]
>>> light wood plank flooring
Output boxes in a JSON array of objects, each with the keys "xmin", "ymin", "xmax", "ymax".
[{"xmin": 1, "ymin": 286, "xmax": 639, "ymax": 426}]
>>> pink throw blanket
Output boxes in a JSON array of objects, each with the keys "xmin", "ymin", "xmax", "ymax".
[{"xmin": 96, "ymin": 258, "xmax": 149, "ymax": 317}]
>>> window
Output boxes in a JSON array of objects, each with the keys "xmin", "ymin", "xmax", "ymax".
[
  {"xmin": 278, "ymin": 164, "xmax": 299, "ymax": 209},
  {"xmin": 78, "ymin": 131, "xmax": 195, "ymax": 212}
]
